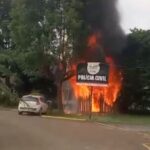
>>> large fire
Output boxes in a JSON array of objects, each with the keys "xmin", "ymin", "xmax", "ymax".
[{"xmin": 67, "ymin": 33, "xmax": 122, "ymax": 113}]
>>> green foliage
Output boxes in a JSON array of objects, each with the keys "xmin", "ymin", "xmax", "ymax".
[
  {"xmin": 120, "ymin": 29, "xmax": 150, "ymax": 113},
  {"xmin": 0, "ymin": 1, "xmax": 150, "ymax": 113},
  {"xmin": 9, "ymin": 0, "xmax": 87, "ymax": 76},
  {"xmin": 91, "ymin": 114, "xmax": 150, "ymax": 125},
  {"xmin": 0, "ymin": 0, "xmax": 12, "ymax": 49},
  {"xmin": 0, "ymin": 82, "xmax": 19, "ymax": 106},
  {"xmin": 0, "ymin": 52, "xmax": 13, "ymax": 76},
  {"xmin": 10, "ymin": 0, "xmax": 45, "ymax": 50}
]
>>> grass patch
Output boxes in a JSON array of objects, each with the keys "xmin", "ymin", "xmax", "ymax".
[
  {"xmin": 46, "ymin": 109, "xmax": 89, "ymax": 120},
  {"xmin": 91, "ymin": 114, "xmax": 150, "ymax": 125},
  {"xmin": 46, "ymin": 110, "xmax": 150, "ymax": 125}
]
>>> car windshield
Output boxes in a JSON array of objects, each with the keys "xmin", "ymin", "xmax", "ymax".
[{"xmin": 22, "ymin": 96, "xmax": 38, "ymax": 102}]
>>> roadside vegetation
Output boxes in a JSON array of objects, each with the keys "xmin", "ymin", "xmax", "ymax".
[
  {"xmin": 91, "ymin": 114, "xmax": 150, "ymax": 125},
  {"xmin": 0, "ymin": 82, "xmax": 19, "ymax": 107},
  {"xmin": 0, "ymin": 0, "xmax": 149, "ymax": 115},
  {"xmin": 44, "ymin": 110, "xmax": 150, "ymax": 125}
]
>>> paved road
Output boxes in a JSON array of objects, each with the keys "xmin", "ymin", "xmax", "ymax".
[{"xmin": 0, "ymin": 109, "xmax": 149, "ymax": 150}]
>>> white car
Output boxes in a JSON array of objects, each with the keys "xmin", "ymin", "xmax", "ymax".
[{"xmin": 18, "ymin": 95, "xmax": 48, "ymax": 115}]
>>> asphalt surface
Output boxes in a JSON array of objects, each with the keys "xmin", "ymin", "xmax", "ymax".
[{"xmin": 0, "ymin": 109, "xmax": 149, "ymax": 150}]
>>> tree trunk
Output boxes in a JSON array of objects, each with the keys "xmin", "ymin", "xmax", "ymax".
[
  {"xmin": 57, "ymin": 81, "xmax": 63, "ymax": 112},
  {"xmin": 5, "ymin": 76, "xmax": 11, "ymax": 88}
]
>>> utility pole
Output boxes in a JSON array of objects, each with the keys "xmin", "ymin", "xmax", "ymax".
[{"xmin": 89, "ymin": 86, "xmax": 93, "ymax": 120}]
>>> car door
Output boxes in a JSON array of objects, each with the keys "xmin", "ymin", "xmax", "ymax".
[{"xmin": 40, "ymin": 97, "xmax": 48, "ymax": 112}]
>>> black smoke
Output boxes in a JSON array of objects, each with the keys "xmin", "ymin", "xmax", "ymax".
[{"xmin": 83, "ymin": 0, "xmax": 126, "ymax": 60}]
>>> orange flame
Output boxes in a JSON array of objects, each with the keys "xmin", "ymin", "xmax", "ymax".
[
  {"xmin": 69, "ymin": 57, "xmax": 122, "ymax": 113},
  {"xmin": 88, "ymin": 34, "xmax": 97, "ymax": 49},
  {"xmin": 87, "ymin": 32, "xmax": 102, "ymax": 50},
  {"xmin": 68, "ymin": 33, "xmax": 122, "ymax": 113}
]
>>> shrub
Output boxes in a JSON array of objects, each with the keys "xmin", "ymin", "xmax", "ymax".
[{"xmin": 0, "ymin": 83, "xmax": 19, "ymax": 107}]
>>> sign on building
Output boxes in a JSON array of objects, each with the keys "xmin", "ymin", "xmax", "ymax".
[{"xmin": 77, "ymin": 62, "xmax": 109, "ymax": 86}]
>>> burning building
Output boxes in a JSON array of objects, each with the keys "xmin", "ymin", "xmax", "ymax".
[{"xmin": 62, "ymin": 0, "xmax": 125, "ymax": 114}]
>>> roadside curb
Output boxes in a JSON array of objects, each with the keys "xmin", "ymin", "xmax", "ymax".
[
  {"xmin": 41, "ymin": 115, "xmax": 86, "ymax": 122},
  {"xmin": 143, "ymin": 143, "xmax": 150, "ymax": 150}
]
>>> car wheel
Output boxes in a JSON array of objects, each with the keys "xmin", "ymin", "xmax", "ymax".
[
  {"xmin": 38, "ymin": 108, "xmax": 42, "ymax": 116},
  {"xmin": 18, "ymin": 111, "xmax": 23, "ymax": 115}
]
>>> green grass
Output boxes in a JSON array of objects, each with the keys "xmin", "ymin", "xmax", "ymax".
[
  {"xmin": 47, "ymin": 109, "xmax": 88, "ymax": 119},
  {"xmin": 91, "ymin": 114, "xmax": 150, "ymax": 125},
  {"xmin": 47, "ymin": 110, "xmax": 150, "ymax": 125}
]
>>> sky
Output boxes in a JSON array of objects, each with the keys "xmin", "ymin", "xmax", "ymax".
[{"xmin": 117, "ymin": 0, "xmax": 150, "ymax": 33}]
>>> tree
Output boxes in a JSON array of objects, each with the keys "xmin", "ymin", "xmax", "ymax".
[
  {"xmin": 10, "ymin": 0, "xmax": 45, "ymax": 50},
  {"xmin": 44, "ymin": 0, "xmax": 86, "ymax": 110},
  {"xmin": 0, "ymin": 0, "xmax": 12, "ymax": 50},
  {"xmin": 9, "ymin": 0, "xmax": 89, "ymax": 110},
  {"xmin": 120, "ymin": 29, "xmax": 150, "ymax": 113}
]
